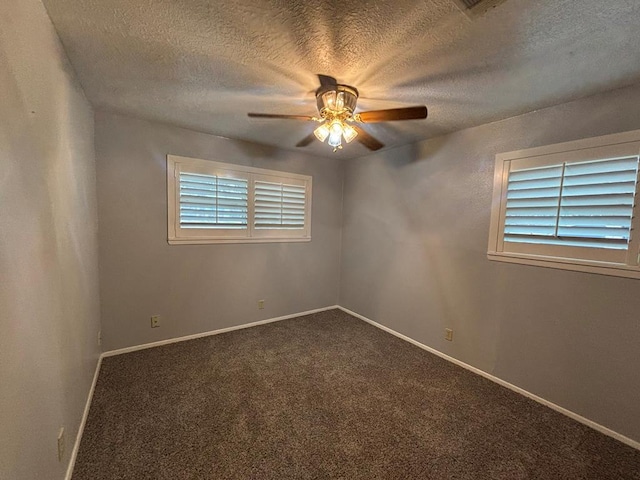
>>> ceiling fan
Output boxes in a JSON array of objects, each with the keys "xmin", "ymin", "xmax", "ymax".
[{"xmin": 248, "ymin": 75, "xmax": 428, "ymax": 152}]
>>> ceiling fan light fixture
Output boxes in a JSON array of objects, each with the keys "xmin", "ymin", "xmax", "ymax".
[
  {"xmin": 314, "ymin": 123, "xmax": 330, "ymax": 142},
  {"xmin": 329, "ymin": 120, "xmax": 344, "ymax": 136},
  {"xmin": 328, "ymin": 120, "xmax": 344, "ymax": 149},
  {"xmin": 327, "ymin": 120, "xmax": 343, "ymax": 149},
  {"xmin": 343, "ymin": 123, "xmax": 358, "ymax": 143},
  {"xmin": 248, "ymin": 77, "xmax": 425, "ymax": 154},
  {"xmin": 327, "ymin": 134, "xmax": 342, "ymax": 149}
]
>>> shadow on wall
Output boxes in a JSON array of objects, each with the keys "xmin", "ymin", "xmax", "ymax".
[
  {"xmin": 232, "ymin": 138, "xmax": 284, "ymax": 161},
  {"xmin": 374, "ymin": 135, "xmax": 452, "ymax": 169}
]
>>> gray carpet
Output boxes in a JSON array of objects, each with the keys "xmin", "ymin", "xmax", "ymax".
[{"xmin": 73, "ymin": 309, "xmax": 640, "ymax": 479}]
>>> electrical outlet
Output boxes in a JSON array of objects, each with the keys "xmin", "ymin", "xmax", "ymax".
[
  {"xmin": 151, "ymin": 315, "xmax": 160, "ymax": 328},
  {"xmin": 97, "ymin": 330, "xmax": 101, "ymax": 346},
  {"xmin": 57, "ymin": 428, "xmax": 65, "ymax": 461},
  {"xmin": 445, "ymin": 328, "xmax": 453, "ymax": 342},
  {"xmin": 257, "ymin": 300, "xmax": 265, "ymax": 310}
]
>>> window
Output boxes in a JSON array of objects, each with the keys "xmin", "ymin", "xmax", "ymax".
[
  {"xmin": 488, "ymin": 130, "xmax": 640, "ymax": 279},
  {"xmin": 167, "ymin": 155, "xmax": 312, "ymax": 244}
]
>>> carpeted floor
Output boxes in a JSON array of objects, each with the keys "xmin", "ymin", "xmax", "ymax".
[{"xmin": 73, "ymin": 309, "xmax": 640, "ymax": 479}]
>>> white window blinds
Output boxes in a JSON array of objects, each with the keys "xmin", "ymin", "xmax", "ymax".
[
  {"xmin": 179, "ymin": 172, "xmax": 248, "ymax": 229},
  {"xmin": 504, "ymin": 156, "xmax": 639, "ymax": 250},
  {"xmin": 168, "ymin": 155, "xmax": 312, "ymax": 244},
  {"xmin": 254, "ymin": 181, "xmax": 306, "ymax": 229},
  {"xmin": 488, "ymin": 131, "xmax": 640, "ymax": 279}
]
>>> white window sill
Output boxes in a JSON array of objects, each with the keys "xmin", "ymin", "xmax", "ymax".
[
  {"xmin": 168, "ymin": 237, "xmax": 311, "ymax": 245},
  {"xmin": 487, "ymin": 251, "xmax": 640, "ymax": 280}
]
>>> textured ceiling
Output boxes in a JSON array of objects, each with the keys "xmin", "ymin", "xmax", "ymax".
[{"xmin": 42, "ymin": 0, "xmax": 640, "ymax": 158}]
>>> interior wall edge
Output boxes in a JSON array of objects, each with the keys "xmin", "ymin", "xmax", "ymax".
[
  {"xmin": 64, "ymin": 356, "xmax": 103, "ymax": 480},
  {"xmin": 337, "ymin": 165, "xmax": 347, "ymax": 305},
  {"xmin": 336, "ymin": 306, "xmax": 640, "ymax": 451}
]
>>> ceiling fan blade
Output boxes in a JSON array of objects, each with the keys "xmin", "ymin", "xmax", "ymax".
[
  {"xmin": 317, "ymin": 74, "xmax": 338, "ymax": 87},
  {"xmin": 353, "ymin": 126, "xmax": 384, "ymax": 151},
  {"xmin": 248, "ymin": 113, "xmax": 315, "ymax": 121},
  {"xmin": 296, "ymin": 132, "xmax": 317, "ymax": 148},
  {"xmin": 357, "ymin": 106, "xmax": 428, "ymax": 123}
]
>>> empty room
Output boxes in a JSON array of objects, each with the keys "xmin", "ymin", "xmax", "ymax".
[{"xmin": 2, "ymin": 0, "xmax": 640, "ymax": 478}]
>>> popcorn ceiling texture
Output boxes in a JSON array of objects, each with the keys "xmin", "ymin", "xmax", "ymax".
[{"xmin": 42, "ymin": 0, "xmax": 640, "ymax": 158}]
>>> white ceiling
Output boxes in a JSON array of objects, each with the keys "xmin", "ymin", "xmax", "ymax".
[{"xmin": 42, "ymin": 0, "xmax": 640, "ymax": 158}]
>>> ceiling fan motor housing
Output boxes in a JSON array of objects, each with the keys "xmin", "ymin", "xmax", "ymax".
[
  {"xmin": 247, "ymin": 76, "xmax": 426, "ymax": 152},
  {"xmin": 316, "ymin": 84, "xmax": 359, "ymax": 119}
]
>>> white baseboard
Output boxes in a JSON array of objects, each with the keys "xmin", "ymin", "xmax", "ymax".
[
  {"xmin": 65, "ymin": 306, "xmax": 337, "ymax": 478},
  {"xmin": 65, "ymin": 355, "xmax": 102, "ymax": 480},
  {"xmin": 337, "ymin": 306, "xmax": 640, "ymax": 452},
  {"xmin": 69, "ymin": 303, "xmax": 639, "ymax": 478},
  {"xmin": 102, "ymin": 305, "xmax": 339, "ymax": 357}
]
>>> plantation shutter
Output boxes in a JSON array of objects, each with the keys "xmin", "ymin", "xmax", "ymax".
[
  {"xmin": 504, "ymin": 156, "xmax": 639, "ymax": 250},
  {"xmin": 178, "ymin": 172, "xmax": 248, "ymax": 229},
  {"xmin": 168, "ymin": 155, "xmax": 312, "ymax": 244},
  {"xmin": 254, "ymin": 181, "xmax": 306, "ymax": 229}
]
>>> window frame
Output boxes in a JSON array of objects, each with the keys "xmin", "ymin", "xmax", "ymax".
[
  {"xmin": 488, "ymin": 130, "xmax": 640, "ymax": 280},
  {"xmin": 167, "ymin": 155, "xmax": 312, "ymax": 245}
]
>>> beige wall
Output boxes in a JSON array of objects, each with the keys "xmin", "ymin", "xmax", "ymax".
[
  {"xmin": 340, "ymin": 83, "xmax": 640, "ymax": 443},
  {"xmin": 95, "ymin": 112, "xmax": 344, "ymax": 351},
  {"xmin": 0, "ymin": 1, "xmax": 101, "ymax": 479}
]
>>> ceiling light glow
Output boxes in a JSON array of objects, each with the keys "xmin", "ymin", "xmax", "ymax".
[
  {"xmin": 313, "ymin": 85, "xmax": 361, "ymax": 151},
  {"xmin": 329, "ymin": 120, "xmax": 344, "ymax": 137}
]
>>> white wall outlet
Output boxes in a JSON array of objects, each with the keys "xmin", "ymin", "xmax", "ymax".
[
  {"xmin": 257, "ymin": 299, "xmax": 265, "ymax": 310},
  {"xmin": 57, "ymin": 428, "xmax": 65, "ymax": 461},
  {"xmin": 445, "ymin": 328, "xmax": 453, "ymax": 342},
  {"xmin": 97, "ymin": 330, "xmax": 101, "ymax": 346},
  {"xmin": 151, "ymin": 315, "xmax": 160, "ymax": 328}
]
